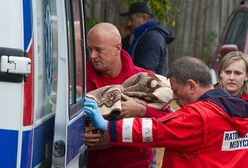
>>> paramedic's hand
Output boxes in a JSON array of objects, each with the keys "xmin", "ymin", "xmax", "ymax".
[
  {"xmin": 84, "ymin": 98, "xmax": 107, "ymax": 132},
  {"xmin": 121, "ymin": 94, "xmax": 146, "ymax": 118}
]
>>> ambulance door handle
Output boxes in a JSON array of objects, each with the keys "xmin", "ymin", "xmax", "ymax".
[
  {"xmin": 0, "ymin": 47, "xmax": 30, "ymax": 82},
  {"xmin": 53, "ymin": 140, "xmax": 65, "ymax": 157},
  {"xmin": 0, "ymin": 55, "xmax": 31, "ymax": 74}
]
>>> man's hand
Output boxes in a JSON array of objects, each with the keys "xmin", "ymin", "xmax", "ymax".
[
  {"xmin": 84, "ymin": 98, "xmax": 108, "ymax": 132},
  {"xmin": 84, "ymin": 125, "xmax": 102, "ymax": 147},
  {"xmin": 84, "ymin": 124, "xmax": 111, "ymax": 150},
  {"xmin": 121, "ymin": 94, "xmax": 146, "ymax": 118}
]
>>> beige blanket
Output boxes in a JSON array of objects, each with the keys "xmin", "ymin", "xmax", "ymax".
[{"xmin": 86, "ymin": 72, "xmax": 173, "ymax": 118}]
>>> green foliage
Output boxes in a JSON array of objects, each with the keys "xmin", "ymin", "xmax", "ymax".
[
  {"xmin": 86, "ymin": 17, "xmax": 99, "ymax": 32},
  {"xmin": 84, "ymin": 0, "xmax": 179, "ymax": 30},
  {"xmin": 203, "ymin": 31, "xmax": 218, "ymax": 64},
  {"xmin": 124, "ymin": 0, "xmax": 179, "ymax": 27},
  {"xmin": 85, "ymin": 0, "xmax": 99, "ymax": 32}
]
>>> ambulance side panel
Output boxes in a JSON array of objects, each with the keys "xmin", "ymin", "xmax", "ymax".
[
  {"xmin": 31, "ymin": 0, "xmax": 59, "ymax": 167},
  {"xmin": 52, "ymin": 0, "xmax": 87, "ymax": 167},
  {"xmin": 0, "ymin": 0, "xmax": 87, "ymax": 167},
  {"xmin": 0, "ymin": 1, "xmax": 29, "ymax": 167}
]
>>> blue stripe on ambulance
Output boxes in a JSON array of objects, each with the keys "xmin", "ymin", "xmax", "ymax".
[
  {"xmin": 32, "ymin": 117, "xmax": 55, "ymax": 167},
  {"xmin": 21, "ymin": 130, "xmax": 32, "ymax": 168},
  {"xmin": 0, "ymin": 129, "xmax": 18, "ymax": 167},
  {"xmin": 66, "ymin": 117, "xmax": 86, "ymax": 164},
  {"xmin": 23, "ymin": 0, "xmax": 32, "ymax": 50}
]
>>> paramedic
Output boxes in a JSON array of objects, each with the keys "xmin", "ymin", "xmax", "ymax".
[
  {"xmin": 84, "ymin": 56, "xmax": 248, "ymax": 167},
  {"xmin": 120, "ymin": 2, "xmax": 174, "ymax": 76}
]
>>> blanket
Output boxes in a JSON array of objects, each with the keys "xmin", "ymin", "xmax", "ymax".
[{"xmin": 86, "ymin": 72, "xmax": 173, "ymax": 118}]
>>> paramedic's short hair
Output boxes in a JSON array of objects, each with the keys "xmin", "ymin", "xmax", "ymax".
[{"xmin": 167, "ymin": 56, "xmax": 212, "ymax": 87}]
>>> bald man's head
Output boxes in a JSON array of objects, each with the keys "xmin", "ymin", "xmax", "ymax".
[
  {"xmin": 87, "ymin": 22, "xmax": 121, "ymax": 45},
  {"xmin": 87, "ymin": 23, "xmax": 123, "ymax": 77}
]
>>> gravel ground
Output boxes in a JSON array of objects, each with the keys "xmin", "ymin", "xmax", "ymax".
[
  {"xmin": 156, "ymin": 148, "xmax": 164, "ymax": 167},
  {"xmin": 156, "ymin": 101, "xmax": 181, "ymax": 167}
]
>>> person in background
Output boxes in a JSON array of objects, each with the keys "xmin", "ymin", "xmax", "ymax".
[
  {"xmin": 215, "ymin": 51, "xmax": 248, "ymax": 101},
  {"xmin": 84, "ymin": 56, "xmax": 248, "ymax": 168},
  {"xmin": 85, "ymin": 22, "xmax": 171, "ymax": 168},
  {"xmin": 120, "ymin": 2, "xmax": 174, "ymax": 76},
  {"xmin": 120, "ymin": 21, "xmax": 133, "ymax": 51},
  {"xmin": 120, "ymin": 3, "xmax": 174, "ymax": 165}
]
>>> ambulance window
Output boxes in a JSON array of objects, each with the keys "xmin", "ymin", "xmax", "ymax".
[
  {"xmin": 66, "ymin": 0, "xmax": 86, "ymax": 119},
  {"xmin": 34, "ymin": 0, "xmax": 58, "ymax": 120},
  {"xmin": 73, "ymin": 1, "xmax": 83, "ymax": 100}
]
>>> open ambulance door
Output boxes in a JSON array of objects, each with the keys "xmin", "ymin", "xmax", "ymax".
[
  {"xmin": 0, "ymin": 0, "xmax": 87, "ymax": 167},
  {"xmin": 52, "ymin": 0, "xmax": 87, "ymax": 167},
  {"xmin": 0, "ymin": 1, "xmax": 33, "ymax": 167}
]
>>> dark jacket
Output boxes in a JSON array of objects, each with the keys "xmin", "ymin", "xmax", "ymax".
[
  {"xmin": 129, "ymin": 21, "xmax": 174, "ymax": 76},
  {"xmin": 214, "ymin": 82, "xmax": 248, "ymax": 102}
]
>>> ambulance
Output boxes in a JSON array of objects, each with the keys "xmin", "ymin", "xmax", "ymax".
[{"xmin": 0, "ymin": 0, "xmax": 87, "ymax": 167}]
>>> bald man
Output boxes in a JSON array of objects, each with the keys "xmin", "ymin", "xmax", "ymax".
[
  {"xmin": 87, "ymin": 23, "xmax": 123, "ymax": 78},
  {"xmin": 85, "ymin": 23, "xmax": 170, "ymax": 168}
]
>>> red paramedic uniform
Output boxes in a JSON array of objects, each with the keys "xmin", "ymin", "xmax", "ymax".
[{"xmin": 108, "ymin": 88, "xmax": 248, "ymax": 168}]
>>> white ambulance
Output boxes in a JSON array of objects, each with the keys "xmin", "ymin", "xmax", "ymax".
[{"xmin": 0, "ymin": 0, "xmax": 87, "ymax": 167}]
